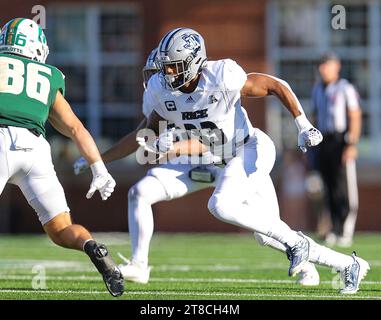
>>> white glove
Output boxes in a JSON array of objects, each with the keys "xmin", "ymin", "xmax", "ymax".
[
  {"xmin": 136, "ymin": 136, "xmax": 158, "ymax": 154},
  {"xmin": 295, "ymin": 114, "xmax": 323, "ymax": 153},
  {"xmin": 155, "ymin": 127, "xmax": 175, "ymax": 153},
  {"xmin": 86, "ymin": 161, "xmax": 116, "ymax": 201},
  {"xmin": 73, "ymin": 156, "xmax": 89, "ymax": 175}
]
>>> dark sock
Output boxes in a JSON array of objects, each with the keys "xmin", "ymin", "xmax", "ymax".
[{"xmin": 84, "ymin": 240, "xmax": 116, "ymax": 274}]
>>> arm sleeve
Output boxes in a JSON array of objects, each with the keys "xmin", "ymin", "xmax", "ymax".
[
  {"xmin": 222, "ymin": 59, "xmax": 248, "ymax": 91},
  {"xmin": 344, "ymin": 83, "xmax": 361, "ymax": 111}
]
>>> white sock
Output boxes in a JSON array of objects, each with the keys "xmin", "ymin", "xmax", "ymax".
[
  {"xmin": 254, "ymin": 232, "xmax": 287, "ymax": 253},
  {"xmin": 128, "ymin": 175, "xmax": 169, "ymax": 268},
  {"xmin": 304, "ymin": 234, "xmax": 353, "ymax": 271}
]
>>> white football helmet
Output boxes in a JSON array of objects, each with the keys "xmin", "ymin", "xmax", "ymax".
[
  {"xmin": 142, "ymin": 47, "xmax": 159, "ymax": 89},
  {"xmin": 0, "ymin": 18, "xmax": 49, "ymax": 63},
  {"xmin": 156, "ymin": 28, "xmax": 207, "ymax": 90}
]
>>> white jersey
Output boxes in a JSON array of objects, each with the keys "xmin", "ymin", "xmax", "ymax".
[{"xmin": 144, "ymin": 59, "xmax": 255, "ymax": 159}]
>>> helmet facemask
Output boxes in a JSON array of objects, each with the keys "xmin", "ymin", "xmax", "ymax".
[{"xmin": 157, "ymin": 57, "xmax": 195, "ymax": 90}]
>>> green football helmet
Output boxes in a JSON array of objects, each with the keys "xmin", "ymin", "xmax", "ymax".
[{"xmin": 0, "ymin": 18, "xmax": 49, "ymax": 63}]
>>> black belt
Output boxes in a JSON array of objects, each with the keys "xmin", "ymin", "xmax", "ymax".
[
  {"xmin": 218, "ymin": 134, "xmax": 251, "ymax": 166},
  {"xmin": 0, "ymin": 124, "xmax": 41, "ymax": 137}
]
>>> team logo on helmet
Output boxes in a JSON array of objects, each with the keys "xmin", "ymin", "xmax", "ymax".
[
  {"xmin": 182, "ymin": 34, "xmax": 201, "ymax": 55},
  {"xmin": 0, "ymin": 18, "xmax": 49, "ymax": 63}
]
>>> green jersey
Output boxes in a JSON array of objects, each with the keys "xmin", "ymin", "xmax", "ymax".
[{"xmin": 0, "ymin": 53, "xmax": 65, "ymax": 136}]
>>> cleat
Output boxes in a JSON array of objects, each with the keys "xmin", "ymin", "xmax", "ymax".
[
  {"xmin": 340, "ymin": 252, "xmax": 370, "ymax": 294},
  {"xmin": 296, "ymin": 262, "xmax": 320, "ymax": 286},
  {"xmin": 118, "ymin": 252, "xmax": 151, "ymax": 284},
  {"xmin": 102, "ymin": 266, "xmax": 125, "ymax": 297},
  {"xmin": 84, "ymin": 240, "xmax": 124, "ymax": 297},
  {"xmin": 287, "ymin": 232, "xmax": 310, "ymax": 277}
]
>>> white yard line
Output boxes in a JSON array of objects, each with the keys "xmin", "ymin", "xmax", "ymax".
[
  {"xmin": 0, "ymin": 260, "xmax": 91, "ymax": 270},
  {"xmin": 0, "ymin": 289, "xmax": 380, "ymax": 300},
  {"xmin": 0, "ymin": 260, "xmax": 285, "ymax": 271},
  {"xmin": 1, "ymin": 274, "xmax": 381, "ymax": 285},
  {"xmin": 3, "ymin": 259, "xmax": 380, "ymax": 272}
]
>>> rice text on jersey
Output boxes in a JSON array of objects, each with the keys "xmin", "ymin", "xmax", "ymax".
[{"xmin": 182, "ymin": 108, "xmax": 208, "ymax": 120}]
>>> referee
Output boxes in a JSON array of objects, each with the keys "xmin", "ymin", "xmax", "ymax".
[{"xmin": 311, "ymin": 52, "xmax": 362, "ymax": 247}]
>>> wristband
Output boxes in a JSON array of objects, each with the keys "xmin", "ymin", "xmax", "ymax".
[
  {"xmin": 90, "ymin": 160, "xmax": 108, "ymax": 176},
  {"xmin": 295, "ymin": 114, "xmax": 312, "ymax": 132}
]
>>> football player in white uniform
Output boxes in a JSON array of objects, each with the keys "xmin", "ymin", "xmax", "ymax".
[
  {"xmin": 75, "ymin": 46, "xmax": 318, "ymax": 284},
  {"xmin": 74, "ymin": 30, "xmax": 369, "ymax": 293},
  {"xmin": 75, "ymin": 46, "xmax": 320, "ymax": 286},
  {"xmin": 122, "ymin": 28, "xmax": 369, "ymax": 294}
]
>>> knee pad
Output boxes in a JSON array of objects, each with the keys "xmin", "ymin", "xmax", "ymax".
[
  {"xmin": 128, "ymin": 181, "xmax": 153, "ymax": 205},
  {"xmin": 207, "ymin": 194, "xmax": 220, "ymax": 217},
  {"xmin": 128, "ymin": 175, "xmax": 169, "ymax": 205},
  {"xmin": 208, "ymin": 194, "xmax": 235, "ymax": 223},
  {"xmin": 147, "ymin": 167, "xmax": 189, "ymax": 200},
  {"xmin": 128, "ymin": 183, "xmax": 143, "ymax": 203}
]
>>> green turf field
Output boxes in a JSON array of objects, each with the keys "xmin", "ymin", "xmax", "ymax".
[{"xmin": 0, "ymin": 232, "xmax": 380, "ymax": 300}]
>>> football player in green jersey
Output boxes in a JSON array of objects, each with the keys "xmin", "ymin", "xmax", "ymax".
[{"xmin": 0, "ymin": 18, "xmax": 124, "ymax": 297}]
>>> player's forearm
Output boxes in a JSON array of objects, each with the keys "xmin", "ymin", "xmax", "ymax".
[
  {"xmin": 101, "ymin": 131, "xmax": 139, "ymax": 164},
  {"xmin": 270, "ymin": 79, "xmax": 303, "ymax": 118},
  {"xmin": 71, "ymin": 126, "xmax": 103, "ymax": 165},
  {"xmin": 101, "ymin": 119, "xmax": 147, "ymax": 163},
  {"xmin": 167, "ymin": 139, "xmax": 207, "ymax": 159},
  {"xmin": 242, "ymin": 73, "xmax": 303, "ymax": 118},
  {"xmin": 266, "ymin": 76, "xmax": 320, "ymax": 134}
]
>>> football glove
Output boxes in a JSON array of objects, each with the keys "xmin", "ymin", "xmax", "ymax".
[
  {"xmin": 73, "ymin": 156, "xmax": 89, "ymax": 175},
  {"xmin": 295, "ymin": 114, "xmax": 323, "ymax": 153},
  {"xmin": 86, "ymin": 161, "xmax": 116, "ymax": 201},
  {"xmin": 155, "ymin": 127, "xmax": 176, "ymax": 153},
  {"xmin": 136, "ymin": 128, "xmax": 176, "ymax": 155}
]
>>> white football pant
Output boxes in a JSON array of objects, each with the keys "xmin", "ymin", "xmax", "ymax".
[
  {"xmin": 0, "ymin": 126, "xmax": 70, "ymax": 225},
  {"xmin": 128, "ymin": 129, "xmax": 296, "ymax": 265},
  {"xmin": 128, "ymin": 128, "xmax": 354, "ymax": 271}
]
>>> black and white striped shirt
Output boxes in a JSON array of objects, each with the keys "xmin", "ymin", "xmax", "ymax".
[{"xmin": 311, "ymin": 79, "xmax": 360, "ymax": 134}]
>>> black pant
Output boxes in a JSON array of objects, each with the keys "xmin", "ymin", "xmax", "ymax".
[{"xmin": 316, "ymin": 133, "xmax": 350, "ymax": 236}]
